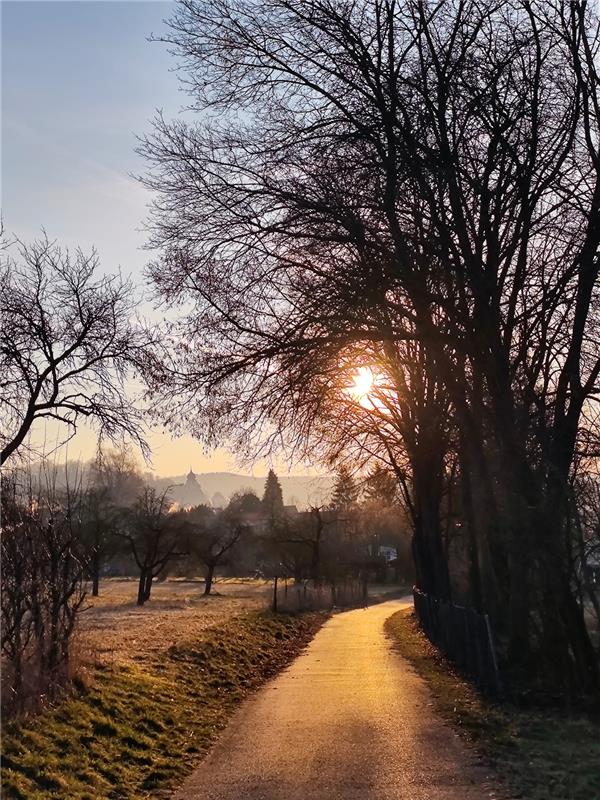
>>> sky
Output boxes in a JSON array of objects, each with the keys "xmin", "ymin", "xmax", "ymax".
[{"xmin": 2, "ymin": 1, "xmax": 318, "ymax": 476}]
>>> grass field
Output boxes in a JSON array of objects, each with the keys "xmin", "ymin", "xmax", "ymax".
[
  {"xmin": 385, "ymin": 608, "xmax": 600, "ymax": 800},
  {"xmin": 2, "ymin": 610, "xmax": 325, "ymax": 799},
  {"xmin": 79, "ymin": 577, "xmax": 270, "ymax": 666}
]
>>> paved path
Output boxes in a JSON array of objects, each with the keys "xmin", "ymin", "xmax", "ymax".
[{"xmin": 172, "ymin": 598, "xmax": 505, "ymax": 800}]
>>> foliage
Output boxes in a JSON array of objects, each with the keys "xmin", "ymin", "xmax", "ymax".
[
  {"xmin": 1, "ymin": 611, "xmax": 325, "ymax": 800},
  {"xmin": 261, "ymin": 469, "xmax": 284, "ymax": 523},
  {"xmin": 329, "ymin": 467, "xmax": 359, "ymax": 512},
  {"xmin": 363, "ymin": 465, "xmax": 398, "ymax": 507},
  {"xmin": 226, "ymin": 490, "xmax": 262, "ymax": 515}
]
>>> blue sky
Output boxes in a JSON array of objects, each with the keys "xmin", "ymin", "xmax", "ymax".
[
  {"xmin": 2, "ymin": 0, "xmax": 178, "ymax": 280},
  {"xmin": 1, "ymin": 1, "xmax": 220, "ymax": 473},
  {"xmin": 2, "ymin": 2, "xmax": 317, "ymax": 476}
]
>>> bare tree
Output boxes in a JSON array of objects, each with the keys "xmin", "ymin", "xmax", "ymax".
[
  {"xmin": 140, "ymin": 0, "xmax": 600, "ymax": 694},
  {"xmin": 185, "ymin": 505, "xmax": 246, "ymax": 595},
  {"xmin": 0, "ymin": 235, "xmax": 154, "ymax": 465},
  {"xmin": 1, "ymin": 469, "xmax": 88, "ymax": 713},
  {"xmin": 79, "ymin": 446, "xmax": 145, "ymax": 596},
  {"xmin": 119, "ymin": 488, "xmax": 184, "ymax": 605}
]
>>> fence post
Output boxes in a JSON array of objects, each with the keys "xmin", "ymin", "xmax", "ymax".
[
  {"xmin": 413, "ymin": 585, "xmax": 502, "ymax": 696},
  {"xmin": 484, "ymin": 613, "xmax": 502, "ymax": 696},
  {"xmin": 463, "ymin": 607, "xmax": 471, "ymax": 673}
]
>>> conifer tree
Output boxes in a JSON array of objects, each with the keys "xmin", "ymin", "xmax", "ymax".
[
  {"xmin": 330, "ymin": 466, "xmax": 359, "ymax": 511},
  {"xmin": 363, "ymin": 465, "xmax": 397, "ymax": 507},
  {"xmin": 262, "ymin": 469, "xmax": 284, "ymax": 522}
]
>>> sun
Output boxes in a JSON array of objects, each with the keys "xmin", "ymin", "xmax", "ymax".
[{"xmin": 350, "ymin": 366, "xmax": 374, "ymax": 399}]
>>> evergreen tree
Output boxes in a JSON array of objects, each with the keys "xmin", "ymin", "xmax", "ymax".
[
  {"xmin": 228, "ymin": 490, "xmax": 262, "ymax": 514},
  {"xmin": 261, "ymin": 469, "xmax": 284, "ymax": 521},
  {"xmin": 363, "ymin": 465, "xmax": 398, "ymax": 507},
  {"xmin": 330, "ymin": 466, "xmax": 359, "ymax": 511}
]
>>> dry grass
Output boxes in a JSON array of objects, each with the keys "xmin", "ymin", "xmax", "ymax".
[
  {"xmin": 80, "ymin": 578, "xmax": 270, "ymax": 666},
  {"xmin": 2, "ymin": 610, "xmax": 326, "ymax": 799}
]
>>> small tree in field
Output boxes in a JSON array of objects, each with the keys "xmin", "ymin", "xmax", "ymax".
[
  {"xmin": 185, "ymin": 505, "xmax": 246, "ymax": 595},
  {"xmin": 79, "ymin": 447, "xmax": 144, "ymax": 596},
  {"xmin": 119, "ymin": 488, "xmax": 184, "ymax": 605}
]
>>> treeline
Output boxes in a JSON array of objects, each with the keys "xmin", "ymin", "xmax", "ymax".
[
  {"xmin": 138, "ymin": 0, "xmax": 600, "ymax": 697},
  {"xmin": 1, "ymin": 456, "xmax": 409, "ymax": 713}
]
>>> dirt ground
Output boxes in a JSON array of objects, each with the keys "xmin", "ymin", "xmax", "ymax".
[{"xmin": 79, "ymin": 577, "xmax": 271, "ymax": 667}]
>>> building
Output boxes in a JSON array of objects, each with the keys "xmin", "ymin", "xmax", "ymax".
[{"xmin": 171, "ymin": 469, "xmax": 209, "ymax": 510}]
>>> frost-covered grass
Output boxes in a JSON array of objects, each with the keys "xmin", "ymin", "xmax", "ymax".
[
  {"xmin": 79, "ymin": 577, "xmax": 269, "ymax": 666},
  {"xmin": 2, "ymin": 611, "xmax": 325, "ymax": 799},
  {"xmin": 386, "ymin": 608, "xmax": 600, "ymax": 800}
]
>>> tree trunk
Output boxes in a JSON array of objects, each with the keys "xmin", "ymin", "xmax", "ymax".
[
  {"xmin": 143, "ymin": 572, "xmax": 153, "ymax": 602},
  {"xmin": 137, "ymin": 570, "xmax": 148, "ymax": 606},
  {"xmin": 204, "ymin": 563, "xmax": 215, "ymax": 596},
  {"xmin": 411, "ymin": 460, "xmax": 451, "ymax": 600},
  {"xmin": 91, "ymin": 547, "xmax": 100, "ymax": 598}
]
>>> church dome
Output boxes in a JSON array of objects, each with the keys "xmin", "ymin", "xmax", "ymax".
[{"xmin": 173, "ymin": 468, "xmax": 208, "ymax": 509}]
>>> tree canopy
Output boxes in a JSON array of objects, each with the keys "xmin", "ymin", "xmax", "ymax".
[
  {"xmin": 140, "ymin": 0, "xmax": 600, "ymax": 695},
  {"xmin": 262, "ymin": 469, "xmax": 284, "ymax": 521},
  {"xmin": 0, "ymin": 236, "xmax": 155, "ymax": 465}
]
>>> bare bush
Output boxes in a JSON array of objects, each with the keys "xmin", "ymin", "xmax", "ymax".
[{"xmin": 1, "ymin": 472, "xmax": 88, "ymax": 714}]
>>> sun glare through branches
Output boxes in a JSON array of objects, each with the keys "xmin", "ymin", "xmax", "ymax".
[{"xmin": 350, "ymin": 366, "xmax": 374, "ymax": 399}]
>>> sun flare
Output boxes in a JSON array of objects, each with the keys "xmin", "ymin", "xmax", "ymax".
[{"xmin": 350, "ymin": 366, "xmax": 374, "ymax": 399}]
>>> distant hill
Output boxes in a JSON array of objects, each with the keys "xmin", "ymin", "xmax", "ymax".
[
  {"xmin": 151, "ymin": 471, "xmax": 333, "ymax": 509},
  {"xmin": 23, "ymin": 460, "xmax": 333, "ymax": 510}
]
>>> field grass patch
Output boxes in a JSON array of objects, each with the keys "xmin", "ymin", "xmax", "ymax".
[{"xmin": 2, "ymin": 611, "xmax": 325, "ymax": 799}]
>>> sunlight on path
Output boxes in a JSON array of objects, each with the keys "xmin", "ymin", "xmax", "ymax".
[{"xmin": 172, "ymin": 598, "xmax": 507, "ymax": 800}]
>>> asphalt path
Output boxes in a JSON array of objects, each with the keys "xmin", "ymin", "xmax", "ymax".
[{"xmin": 172, "ymin": 598, "xmax": 506, "ymax": 800}]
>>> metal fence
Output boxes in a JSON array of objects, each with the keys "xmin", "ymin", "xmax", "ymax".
[
  {"xmin": 274, "ymin": 579, "xmax": 367, "ymax": 612},
  {"xmin": 412, "ymin": 587, "xmax": 502, "ymax": 695}
]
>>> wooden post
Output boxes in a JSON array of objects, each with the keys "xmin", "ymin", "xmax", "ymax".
[{"xmin": 272, "ymin": 576, "xmax": 278, "ymax": 613}]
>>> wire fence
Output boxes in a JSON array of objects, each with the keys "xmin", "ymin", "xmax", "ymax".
[
  {"xmin": 412, "ymin": 586, "xmax": 502, "ymax": 696},
  {"xmin": 273, "ymin": 578, "xmax": 367, "ymax": 612}
]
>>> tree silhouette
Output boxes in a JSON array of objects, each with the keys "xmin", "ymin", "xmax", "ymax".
[
  {"xmin": 119, "ymin": 488, "xmax": 184, "ymax": 606},
  {"xmin": 262, "ymin": 469, "xmax": 284, "ymax": 523},
  {"xmin": 141, "ymin": 0, "xmax": 600, "ymax": 694},
  {"xmin": 0, "ymin": 235, "xmax": 154, "ymax": 465},
  {"xmin": 330, "ymin": 467, "xmax": 359, "ymax": 512}
]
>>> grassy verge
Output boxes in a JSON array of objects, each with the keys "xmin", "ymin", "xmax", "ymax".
[
  {"xmin": 2, "ymin": 611, "xmax": 325, "ymax": 799},
  {"xmin": 385, "ymin": 608, "xmax": 600, "ymax": 800}
]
